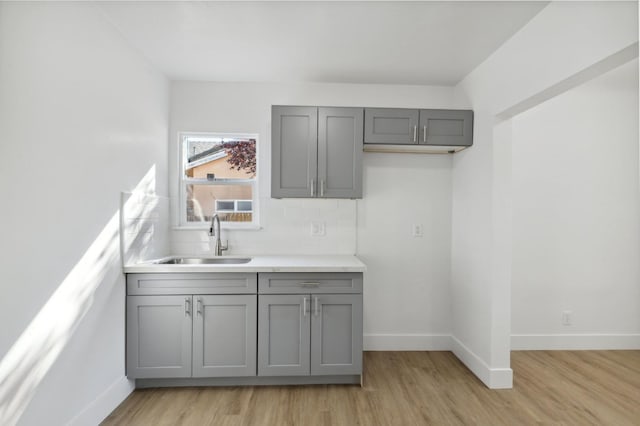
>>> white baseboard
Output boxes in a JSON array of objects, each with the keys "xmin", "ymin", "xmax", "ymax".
[
  {"xmin": 511, "ymin": 334, "xmax": 640, "ymax": 350},
  {"xmin": 450, "ymin": 336, "xmax": 513, "ymax": 389},
  {"xmin": 67, "ymin": 376, "xmax": 134, "ymax": 426},
  {"xmin": 363, "ymin": 334, "xmax": 451, "ymax": 351}
]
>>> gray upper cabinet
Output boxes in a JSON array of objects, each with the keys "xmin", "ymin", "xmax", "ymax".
[
  {"xmin": 192, "ymin": 295, "xmax": 257, "ymax": 378},
  {"xmin": 271, "ymin": 106, "xmax": 317, "ymax": 198},
  {"xmin": 127, "ymin": 295, "xmax": 193, "ymax": 379},
  {"xmin": 364, "ymin": 108, "xmax": 473, "ymax": 147},
  {"xmin": 364, "ymin": 108, "xmax": 419, "ymax": 145},
  {"xmin": 310, "ymin": 294, "xmax": 363, "ymax": 376},
  {"xmin": 419, "ymin": 109, "xmax": 473, "ymax": 146},
  {"xmin": 272, "ymin": 106, "xmax": 363, "ymax": 199},
  {"xmin": 318, "ymin": 107, "xmax": 363, "ymax": 198}
]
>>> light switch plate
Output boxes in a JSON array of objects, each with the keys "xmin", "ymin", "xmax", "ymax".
[{"xmin": 311, "ymin": 221, "xmax": 326, "ymax": 237}]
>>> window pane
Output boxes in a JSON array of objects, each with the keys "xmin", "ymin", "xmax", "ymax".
[
  {"xmin": 186, "ymin": 184, "xmax": 253, "ymax": 223},
  {"xmin": 236, "ymin": 201, "xmax": 253, "ymax": 212},
  {"xmin": 184, "ymin": 136, "xmax": 256, "ymax": 180},
  {"xmin": 216, "ymin": 200, "xmax": 235, "ymax": 212}
]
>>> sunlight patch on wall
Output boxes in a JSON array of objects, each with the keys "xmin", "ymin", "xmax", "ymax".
[{"xmin": 0, "ymin": 166, "xmax": 163, "ymax": 425}]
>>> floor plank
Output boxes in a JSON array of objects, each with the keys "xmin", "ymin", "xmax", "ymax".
[{"xmin": 103, "ymin": 351, "xmax": 640, "ymax": 425}]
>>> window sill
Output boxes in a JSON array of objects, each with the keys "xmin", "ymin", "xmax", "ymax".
[{"xmin": 173, "ymin": 224, "xmax": 262, "ymax": 231}]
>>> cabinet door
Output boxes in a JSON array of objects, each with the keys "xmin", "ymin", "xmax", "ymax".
[
  {"xmin": 311, "ymin": 294, "xmax": 362, "ymax": 376},
  {"xmin": 364, "ymin": 108, "xmax": 419, "ymax": 144},
  {"xmin": 318, "ymin": 107, "xmax": 363, "ymax": 199},
  {"xmin": 127, "ymin": 295, "xmax": 192, "ymax": 379},
  {"xmin": 419, "ymin": 109, "xmax": 473, "ymax": 146},
  {"xmin": 193, "ymin": 295, "xmax": 257, "ymax": 377},
  {"xmin": 271, "ymin": 106, "xmax": 318, "ymax": 198},
  {"xmin": 258, "ymin": 294, "xmax": 310, "ymax": 376}
]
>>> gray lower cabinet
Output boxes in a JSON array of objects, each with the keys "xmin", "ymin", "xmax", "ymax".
[
  {"xmin": 127, "ymin": 272, "xmax": 362, "ymax": 385},
  {"xmin": 311, "ymin": 294, "xmax": 363, "ymax": 375},
  {"xmin": 126, "ymin": 273, "xmax": 258, "ymax": 379},
  {"xmin": 258, "ymin": 294, "xmax": 310, "ymax": 376},
  {"xmin": 193, "ymin": 295, "xmax": 257, "ymax": 377},
  {"xmin": 127, "ymin": 294, "xmax": 257, "ymax": 379},
  {"xmin": 127, "ymin": 295, "xmax": 193, "ymax": 379},
  {"xmin": 271, "ymin": 105, "xmax": 363, "ymax": 199},
  {"xmin": 364, "ymin": 107, "xmax": 473, "ymax": 147},
  {"xmin": 258, "ymin": 292, "xmax": 362, "ymax": 377}
]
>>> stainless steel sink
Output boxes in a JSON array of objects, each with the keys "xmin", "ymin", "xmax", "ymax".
[{"xmin": 156, "ymin": 257, "xmax": 252, "ymax": 265}]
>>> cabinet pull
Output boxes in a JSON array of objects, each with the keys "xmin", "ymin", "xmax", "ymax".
[
  {"xmin": 299, "ymin": 282, "xmax": 320, "ymax": 288},
  {"xmin": 320, "ymin": 180, "xmax": 325, "ymax": 197},
  {"xmin": 310, "ymin": 179, "xmax": 315, "ymax": 197},
  {"xmin": 197, "ymin": 298, "xmax": 202, "ymax": 316},
  {"xmin": 314, "ymin": 296, "xmax": 319, "ymax": 317},
  {"xmin": 413, "ymin": 125, "xmax": 417, "ymax": 142},
  {"xmin": 423, "ymin": 125, "xmax": 427, "ymax": 142},
  {"xmin": 303, "ymin": 296, "xmax": 308, "ymax": 317},
  {"xmin": 184, "ymin": 297, "xmax": 191, "ymax": 317}
]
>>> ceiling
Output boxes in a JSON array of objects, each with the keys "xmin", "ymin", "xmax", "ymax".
[{"xmin": 99, "ymin": 1, "xmax": 548, "ymax": 86}]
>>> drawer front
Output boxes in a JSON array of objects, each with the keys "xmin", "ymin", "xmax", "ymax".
[
  {"xmin": 127, "ymin": 273, "xmax": 258, "ymax": 295},
  {"xmin": 258, "ymin": 273, "xmax": 362, "ymax": 294}
]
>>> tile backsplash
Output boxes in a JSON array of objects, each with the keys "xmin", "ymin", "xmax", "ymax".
[
  {"xmin": 171, "ymin": 197, "xmax": 357, "ymax": 256},
  {"xmin": 120, "ymin": 192, "xmax": 170, "ymax": 265}
]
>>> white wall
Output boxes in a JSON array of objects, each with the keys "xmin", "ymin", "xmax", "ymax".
[
  {"xmin": 170, "ymin": 81, "xmax": 455, "ymax": 349},
  {"xmin": 452, "ymin": 1, "xmax": 638, "ymax": 388},
  {"xmin": 0, "ymin": 3, "xmax": 169, "ymax": 425},
  {"xmin": 511, "ymin": 60, "xmax": 640, "ymax": 350}
]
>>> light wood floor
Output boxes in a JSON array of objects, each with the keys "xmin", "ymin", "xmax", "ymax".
[{"xmin": 103, "ymin": 351, "xmax": 640, "ymax": 425}]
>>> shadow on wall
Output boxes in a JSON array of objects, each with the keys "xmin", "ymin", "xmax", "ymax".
[{"xmin": 0, "ymin": 166, "xmax": 158, "ymax": 425}]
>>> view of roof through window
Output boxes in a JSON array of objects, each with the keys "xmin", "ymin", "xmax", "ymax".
[{"xmin": 182, "ymin": 135, "xmax": 257, "ymax": 224}]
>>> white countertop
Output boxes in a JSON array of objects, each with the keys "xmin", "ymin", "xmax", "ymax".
[{"xmin": 124, "ymin": 255, "xmax": 366, "ymax": 274}]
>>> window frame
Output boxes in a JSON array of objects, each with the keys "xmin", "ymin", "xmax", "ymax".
[{"xmin": 177, "ymin": 131, "xmax": 259, "ymax": 230}]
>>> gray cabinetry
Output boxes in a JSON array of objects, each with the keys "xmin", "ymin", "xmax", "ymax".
[
  {"xmin": 272, "ymin": 106, "xmax": 363, "ymax": 199},
  {"xmin": 364, "ymin": 108, "xmax": 473, "ymax": 147},
  {"xmin": 126, "ymin": 274, "xmax": 257, "ymax": 380},
  {"xmin": 193, "ymin": 295, "xmax": 257, "ymax": 377},
  {"xmin": 258, "ymin": 294, "xmax": 310, "ymax": 376},
  {"xmin": 419, "ymin": 109, "xmax": 473, "ymax": 146},
  {"xmin": 257, "ymin": 273, "xmax": 363, "ymax": 377},
  {"xmin": 364, "ymin": 108, "xmax": 419, "ymax": 145},
  {"xmin": 271, "ymin": 106, "xmax": 317, "ymax": 198},
  {"xmin": 311, "ymin": 294, "xmax": 362, "ymax": 375},
  {"xmin": 127, "ymin": 295, "xmax": 192, "ymax": 379}
]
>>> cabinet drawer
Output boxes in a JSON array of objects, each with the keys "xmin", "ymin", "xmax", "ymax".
[
  {"xmin": 258, "ymin": 273, "xmax": 362, "ymax": 294},
  {"xmin": 127, "ymin": 273, "xmax": 258, "ymax": 295}
]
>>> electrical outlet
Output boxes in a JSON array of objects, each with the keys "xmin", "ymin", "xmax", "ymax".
[
  {"xmin": 412, "ymin": 224, "xmax": 423, "ymax": 237},
  {"xmin": 311, "ymin": 221, "xmax": 326, "ymax": 237},
  {"xmin": 562, "ymin": 310, "xmax": 572, "ymax": 326}
]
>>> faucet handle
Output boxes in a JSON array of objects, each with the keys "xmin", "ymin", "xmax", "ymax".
[{"xmin": 221, "ymin": 240, "xmax": 229, "ymax": 252}]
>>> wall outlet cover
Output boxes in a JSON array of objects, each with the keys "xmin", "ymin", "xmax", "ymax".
[
  {"xmin": 311, "ymin": 221, "xmax": 326, "ymax": 237},
  {"xmin": 412, "ymin": 224, "xmax": 423, "ymax": 237}
]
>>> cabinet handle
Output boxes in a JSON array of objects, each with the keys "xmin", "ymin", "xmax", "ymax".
[
  {"xmin": 299, "ymin": 282, "xmax": 320, "ymax": 288},
  {"xmin": 423, "ymin": 125, "xmax": 427, "ymax": 142},
  {"xmin": 197, "ymin": 298, "xmax": 202, "ymax": 316},
  {"xmin": 314, "ymin": 296, "xmax": 319, "ymax": 317},
  {"xmin": 320, "ymin": 180, "xmax": 325, "ymax": 197},
  {"xmin": 184, "ymin": 297, "xmax": 191, "ymax": 317},
  {"xmin": 303, "ymin": 296, "xmax": 308, "ymax": 317},
  {"xmin": 310, "ymin": 179, "xmax": 315, "ymax": 197},
  {"xmin": 413, "ymin": 125, "xmax": 417, "ymax": 142}
]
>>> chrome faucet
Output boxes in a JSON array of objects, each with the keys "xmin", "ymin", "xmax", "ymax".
[{"xmin": 208, "ymin": 214, "xmax": 228, "ymax": 256}]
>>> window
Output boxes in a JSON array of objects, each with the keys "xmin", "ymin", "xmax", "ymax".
[{"xmin": 179, "ymin": 133, "xmax": 258, "ymax": 228}]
